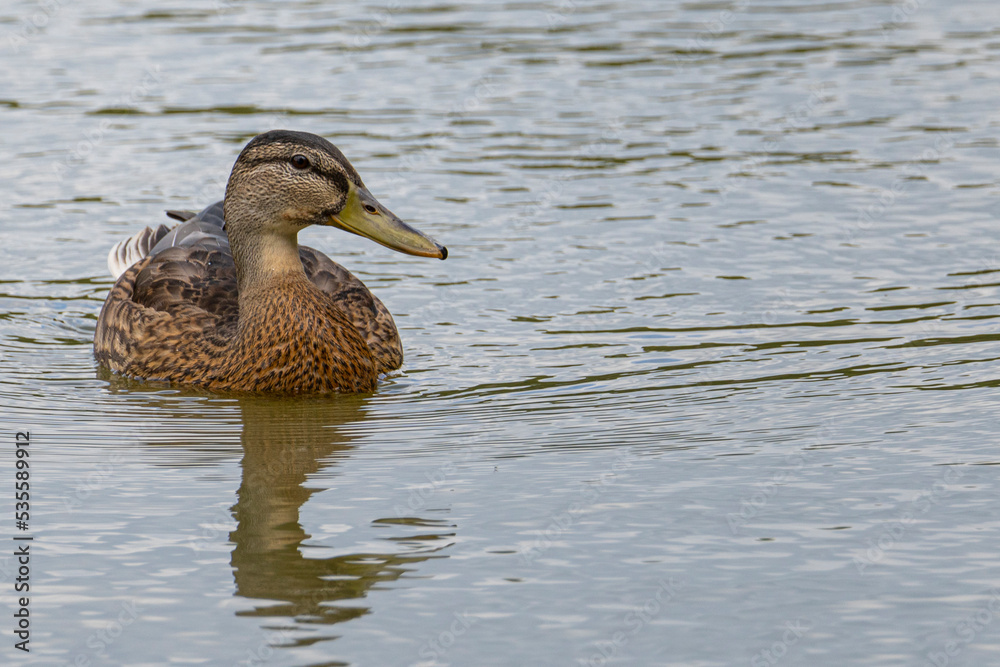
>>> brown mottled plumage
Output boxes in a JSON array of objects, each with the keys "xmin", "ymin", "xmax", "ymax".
[{"xmin": 94, "ymin": 130, "xmax": 447, "ymax": 393}]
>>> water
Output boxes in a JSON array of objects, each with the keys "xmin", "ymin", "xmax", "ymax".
[{"xmin": 3, "ymin": 0, "xmax": 1000, "ymax": 664}]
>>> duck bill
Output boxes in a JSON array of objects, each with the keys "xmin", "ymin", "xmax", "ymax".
[{"xmin": 327, "ymin": 185, "xmax": 447, "ymax": 260}]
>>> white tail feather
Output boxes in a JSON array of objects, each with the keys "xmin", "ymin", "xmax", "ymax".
[{"xmin": 107, "ymin": 226, "xmax": 161, "ymax": 279}]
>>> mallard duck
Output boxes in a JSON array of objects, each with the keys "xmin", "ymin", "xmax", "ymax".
[{"xmin": 94, "ymin": 130, "xmax": 447, "ymax": 393}]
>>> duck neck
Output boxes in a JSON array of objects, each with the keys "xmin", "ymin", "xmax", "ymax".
[{"xmin": 230, "ymin": 227, "xmax": 308, "ymax": 301}]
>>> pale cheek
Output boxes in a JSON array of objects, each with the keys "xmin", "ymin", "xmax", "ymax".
[
  {"xmin": 278, "ymin": 207, "xmax": 322, "ymax": 229},
  {"xmin": 280, "ymin": 206, "xmax": 309, "ymax": 222}
]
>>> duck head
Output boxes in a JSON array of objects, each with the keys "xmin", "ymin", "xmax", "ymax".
[{"xmin": 223, "ymin": 129, "xmax": 447, "ymax": 263}]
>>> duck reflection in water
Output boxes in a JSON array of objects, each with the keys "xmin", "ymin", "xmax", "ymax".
[{"xmin": 227, "ymin": 395, "xmax": 453, "ymax": 632}]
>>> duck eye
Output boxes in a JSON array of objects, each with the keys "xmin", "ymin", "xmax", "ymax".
[{"xmin": 291, "ymin": 154, "xmax": 310, "ymax": 170}]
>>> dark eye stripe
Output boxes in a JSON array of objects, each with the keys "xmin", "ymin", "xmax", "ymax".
[{"xmin": 237, "ymin": 156, "xmax": 349, "ymax": 193}]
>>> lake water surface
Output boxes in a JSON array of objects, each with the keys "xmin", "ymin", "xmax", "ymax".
[{"xmin": 3, "ymin": 0, "xmax": 1000, "ymax": 665}]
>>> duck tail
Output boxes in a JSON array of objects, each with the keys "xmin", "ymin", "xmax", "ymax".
[{"xmin": 106, "ymin": 223, "xmax": 172, "ymax": 279}]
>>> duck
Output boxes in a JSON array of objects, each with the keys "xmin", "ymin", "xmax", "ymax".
[{"xmin": 94, "ymin": 130, "xmax": 447, "ymax": 393}]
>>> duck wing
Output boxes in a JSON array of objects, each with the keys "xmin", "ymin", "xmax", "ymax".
[
  {"xmin": 126, "ymin": 201, "xmax": 238, "ymax": 327},
  {"xmin": 95, "ymin": 203, "xmax": 238, "ymax": 378},
  {"xmin": 106, "ymin": 202, "xmax": 228, "ymax": 279}
]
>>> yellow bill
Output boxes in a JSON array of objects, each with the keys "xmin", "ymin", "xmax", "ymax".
[{"xmin": 327, "ymin": 184, "xmax": 447, "ymax": 260}]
